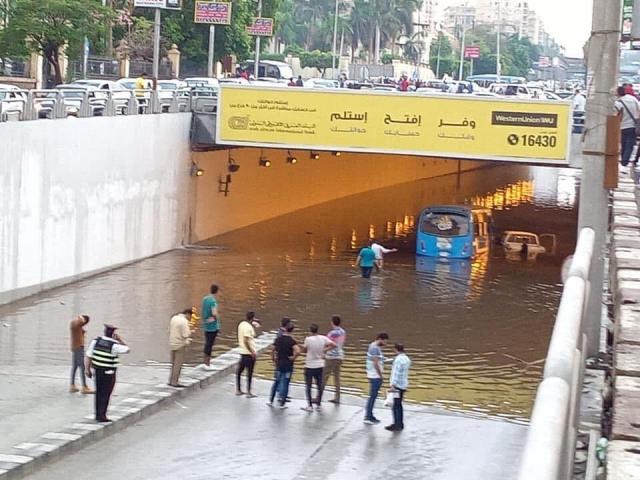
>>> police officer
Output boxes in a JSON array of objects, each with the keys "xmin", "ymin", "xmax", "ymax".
[{"xmin": 85, "ymin": 324, "xmax": 130, "ymax": 423}]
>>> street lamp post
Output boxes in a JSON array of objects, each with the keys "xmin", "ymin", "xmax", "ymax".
[
  {"xmin": 254, "ymin": 0, "xmax": 262, "ymax": 80},
  {"xmin": 496, "ymin": 0, "xmax": 502, "ymax": 82},
  {"xmin": 435, "ymin": 32, "xmax": 443, "ymax": 79},
  {"xmin": 458, "ymin": 25, "xmax": 472, "ymax": 81},
  {"xmin": 332, "ymin": 0, "xmax": 339, "ymax": 78}
]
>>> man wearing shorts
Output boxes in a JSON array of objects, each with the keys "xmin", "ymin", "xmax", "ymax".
[{"xmin": 201, "ymin": 284, "xmax": 220, "ymax": 371}]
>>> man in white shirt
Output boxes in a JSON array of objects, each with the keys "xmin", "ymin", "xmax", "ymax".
[
  {"xmin": 572, "ymin": 89, "xmax": 586, "ymax": 112},
  {"xmin": 300, "ymin": 324, "xmax": 335, "ymax": 412},
  {"xmin": 168, "ymin": 309, "xmax": 193, "ymax": 387},
  {"xmin": 371, "ymin": 240, "xmax": 398, "ymax": 270},
  {"xmin": 236, "ymin": 311, "xmax": 261, "ymax": 397},
  {"xmin": 615, "ymin": 85, "xmax": 640, "ymax": 166}
]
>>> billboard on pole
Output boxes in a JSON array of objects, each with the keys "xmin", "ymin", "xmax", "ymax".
[
  {"xmin": 194, "ymin": 1, "xmax": 232, "ymax": 24},
  {"xmin": 134, "ymin": 0, "xmax": 166, "ymax": 7},
  {"xmin": 623, "ymin": 0, "xmax": 633, "ymax": 39},
  {"xmin": 464, "ymin": 46, "xmax": 480, "ymax": 59},
  {"xmin": 246, "ymin": 17, "xmax": 274, "ymax": 36}
]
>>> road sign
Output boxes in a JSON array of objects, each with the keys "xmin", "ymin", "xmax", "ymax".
[
  {"xmin": 134, "ymin": 0, "xmax": 181, "ymax": 9},
  {"xmin": 538, "ymin": 56, "xmax": 551, "ymax": 67},
  {"xmin": 246, "ymin": 17, "xmax": 274, "ymax": 36},
  {"xmin": 217, "ymin": 86, "xmax": 572, "ymax": 165},
  {"xmin": 464, "ymin": 46, "xmax": 480, "ymax": 59},
  {"xmin": 194, "ymin": 1, "xmax": 232, "ymax": 24}
]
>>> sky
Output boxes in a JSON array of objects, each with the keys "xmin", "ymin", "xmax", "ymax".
[{"xmin": 437, "ymin": 0, "xmax": 594, "ymax": 57}]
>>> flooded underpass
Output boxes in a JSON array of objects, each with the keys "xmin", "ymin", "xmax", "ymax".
[{"xmin": 0, "ymin": 163, "xmax": 578, "ymax": 425}]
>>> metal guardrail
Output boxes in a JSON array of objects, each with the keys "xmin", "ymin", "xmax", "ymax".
[
  {"xmin": 0, "ymin": 87, "xmax": 212, "ymax": 122},
  {"xmin": 518, "ymin": 227, "xmax": 596, "ymax": 480}
]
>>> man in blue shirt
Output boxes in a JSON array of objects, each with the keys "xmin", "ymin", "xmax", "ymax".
[
  {"xmin": 201, "ymin": 284, "xmax": 220, "ymax": 371},
  {"xmin": 386, "ymin": 343, "xmax": 411, "ymax": 431},
  {"xmin": 356, "ymin": 242, "xmax": 377, "ymax": 278}
]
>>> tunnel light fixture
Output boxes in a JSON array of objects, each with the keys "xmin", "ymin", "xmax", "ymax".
[
  {"xmin": 259, "ymin": 157, "xmax": 271, "ymax": 167},
  {"xmin": 286, "ymin": 150, "xmax": 298, "ymax": 165},
  {"xmin": 190, "ymin": 162, "xmax": 204, "ymax": 177},
  {"xmin": 332, "ymin": 151, "xmax": 341, "ymax": 157},
  {"xmin": 228, "ymin": 150, "xmax": 240, "ymax": 173},
  {"xmin": 310, "ymin": 151, "xmax": 320, "ymax": 160}
]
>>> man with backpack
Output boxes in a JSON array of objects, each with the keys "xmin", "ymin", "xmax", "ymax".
[{"xmin": 615, "ymin": 85, "xmax": 640, "ymax": 167}]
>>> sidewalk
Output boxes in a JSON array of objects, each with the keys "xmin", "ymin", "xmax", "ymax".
[
  {"xmin": 0, "ymin": 333, "xmax": 276, "ymax": 479},
  {"xmin": 608, "ymin": 171, "xmax": 640, "ymax": 480},
  {"xmin": 19, "ymin": 378, "xmax": 528, "ymax": 480}
]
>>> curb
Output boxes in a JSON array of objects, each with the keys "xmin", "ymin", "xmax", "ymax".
[{"xmin": 0, "ymin": 332, "xmax": 276, "ymax": 479}]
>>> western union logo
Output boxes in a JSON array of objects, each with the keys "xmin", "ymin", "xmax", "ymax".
[{"xmin": 491, "ymin": 111, "xmax": 558, "ymax": 128}]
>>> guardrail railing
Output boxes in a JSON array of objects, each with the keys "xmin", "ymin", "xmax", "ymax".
[
  {"xmin": 0, "ymin": 87, "xmax": 214, "ymax": 122},
  {"xmin": 517, "ymin": 227, "xmax": 596, "ymax": 480}
]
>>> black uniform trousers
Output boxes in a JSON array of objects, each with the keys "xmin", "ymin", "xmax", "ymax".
[{"xmin": 95, "ymin": 368, "xmax": 117, "ymax": 421}]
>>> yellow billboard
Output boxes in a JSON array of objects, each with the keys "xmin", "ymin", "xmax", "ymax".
[{"xmin": 216, "ymin": 86, "xmax": 572, "ymax": 164}]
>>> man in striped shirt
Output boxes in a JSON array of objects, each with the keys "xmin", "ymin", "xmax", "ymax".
[{"xmin": 386, "ymin": 343, "xmax": 411, "ymax": 432}]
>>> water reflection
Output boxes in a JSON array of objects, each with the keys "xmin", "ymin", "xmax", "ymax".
[{"xmin": 0, "ymin": 164, "xmax": 578, "ymax": 424}]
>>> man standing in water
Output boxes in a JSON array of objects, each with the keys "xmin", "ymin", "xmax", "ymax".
[
  {"xmin": 236, "ymin": 311, "xmax": 261, "ymax": 397},
  {"xmin": 356, "ymin": 242, "xmax": 377, "ymax": 278},
  {"xmin": 201, "ymin": 284, "xmax": 220, "ymax": 371},
  {"xmin": 386, "ymin": 343, "xmax": 411, "ymax": 431},
  {"xmin": 371, "ymin": 240, "xmax": 398, "ymax": 271},
  {"xmin": 364, "ymin": 332, "xmax": 389, "ymax": 424}
]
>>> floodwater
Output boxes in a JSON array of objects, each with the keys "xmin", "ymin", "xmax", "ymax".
[{"xmin": 0, "ymin": 164, "xmax": 578, "ymax": 424}]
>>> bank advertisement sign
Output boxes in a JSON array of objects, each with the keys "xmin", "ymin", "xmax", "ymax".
[
  {"xmin": 246, "ymin": 17, "xmax": 274, "ymax": 36},
  {"xmin": 216, "ymin": 86, "xmax": 571, "ymax": 164},
  {"xmin": 194, "ymin": 1, "xmax": 232, "ymax": 24}
]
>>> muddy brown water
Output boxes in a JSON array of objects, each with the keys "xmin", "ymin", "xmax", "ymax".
[{"xmin": 0, "ymin": 164, "xmax": 579, "ymax": 423}]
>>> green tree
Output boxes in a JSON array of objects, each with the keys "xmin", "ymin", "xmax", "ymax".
[
  {"xmin": 0, "ymin": 0, "xmax": 112, "ymax": 85},
  {"xmin": 430, "ymin": 33, "xmax": 456, "ymax": 78},
  {"xmin": 300, "ymin": 49, "xmax": 332, "ymax": 76}
]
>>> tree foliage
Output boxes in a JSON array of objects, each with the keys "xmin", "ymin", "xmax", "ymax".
[
  {"xmin": 0, "ymin": 0, "xmax": 112, "ymax": 84},
  {"xmin": 300, "ymin": 50, "xmax": 332, "ymax": 75}
]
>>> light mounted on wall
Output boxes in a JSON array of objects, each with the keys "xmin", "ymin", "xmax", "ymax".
[
  {"xmin": 190, "ymin": 162, "xmax": 204, "ymax": 177},
  {"xmin": 286, "ymin": 150, "xmax": 298, "ymax": 165},
  {"xmin": 259, "ymin": 157, "xmax": 271, "ymax": 167},
  {"xmin": 310, "ymin": 151, "xmax": 320, "ymax": 160},
  {"xmin": 332, "ymin": 151, "xmax": 341, "ymax": 157},
  {"xmin": 228, "ymin": 150, "xmax": 240, "ymax": 173}
]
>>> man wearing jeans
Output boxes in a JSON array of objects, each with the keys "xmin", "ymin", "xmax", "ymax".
[
  {"xmin": 69, "ymin": 314, "xmax": 94, "ymax": 394},
  {"xmin": 386, "ymin": 343, "xmax": 411, "ymax": 432},
  {"xmin": 364, "ymin": 332, "xmax": 389, "ymax": 424},
  {"xmin": 322, "ymin": 315, "xmax": 346, "ymax": 404},
  {"xmin": 201, "ymin": 284, "xmax": 220, "ymax": 371},
  {"xmin": 267, "ymin": 322, "xmax": 299, "ymax": 408},
  {"xmin": 356, "ymin": 242, "xmax": 377, "ymax": 278},
  {"xmin": 300, "ymin": 324, "xmax": 335, "ymax": 412}
]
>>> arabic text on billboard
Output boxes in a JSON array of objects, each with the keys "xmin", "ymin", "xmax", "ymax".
[
  {"xmin": 464, "ymin": 46, "xmax": 480, "ymax": 59},
  {"xmin": 216, "ymin": 86, "xmax": 571, "ymax": 165},
  {"xmin": 194, "ymin": 1, "xmax": 232, "ymax": 24},
  {"xmin": 246, "ymin": 17, "xmax": 274, "ymax": 36}
]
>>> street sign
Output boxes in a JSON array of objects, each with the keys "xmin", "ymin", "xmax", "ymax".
[
  {"xmin": 538, "ymin": 56, "xmax": 551, "ymax": 67},
  {"xmin": 623, "ymin": 0, "xmax": 633, "ymax": 39},
  {"xmin": 194, "ymin": 1, "xmax": 232, "ymax": 24},
  {"xmin": 217, "ymin": 86, "xmax": 572, "ymax": 165},
  {"xmin": 133, "ymin": 0, "xmax": 181, "ymax": 9},
  {"xmin": 246, "ymin": 17, "xmax": 274, "ymax": 36},
  {"xmin": 464, "ymin": 46, "xmax": 480, "ymax": 59}
]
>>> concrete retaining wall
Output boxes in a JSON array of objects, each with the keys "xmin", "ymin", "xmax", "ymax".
[{"xmin": 0, "ymin": 114, "xmax": 193, "ymax": 305}]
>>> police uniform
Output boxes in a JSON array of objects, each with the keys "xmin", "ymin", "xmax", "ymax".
[{"xmin": 86, "ymin": 332, "xmax": 130, "ymax": 422}]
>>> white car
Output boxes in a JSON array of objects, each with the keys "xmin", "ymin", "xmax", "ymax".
[
  {"xmin": 304, "ymin": 78, "xmax": 339, "ymax": 89},
  {"xmin": 501, "ymin": 231, "xmax": 546, "ymax": 255},
  {"xmin": 0, "ymin": 83, "xmax": 27, "ymax": 120},
  {"xmin": 184, "ymin": 77, "xmax": 219, "ymax": 89},
  {"xmin": 67, "ymin": 79, "xmax": 130, "ymax": 112}
]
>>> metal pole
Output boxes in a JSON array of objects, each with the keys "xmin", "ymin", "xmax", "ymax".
[
  {"xmin": 496, "ymin": 0, "xmax": 502, "ymax": 82},
  {"xmin": 207, "ymin": 25, "xmax": 216, "ymax": 78},
  {"xmin": 152, "ymin": 7, "xmax": 161, "ymax": 81},
  {"xmin": 458, "ymin": 29, "xmax": 466, "ymax": 81},
  {"xmin": 436, "ymin": 33, "xmax": 442, "ymax": 79},
  {"xmin": 470, "ymin": 57, "xmax": 474, "ymax": 77},
  {"xmin": 579, "ymin": 0, "xmax": 621, "ymax": 356},
  {"xmin": 253, "ymin": 0, "xmax": 262, "ymax": 80},
  {"xmin": 332, "ymin": 0, "xmax": 339, "ymax": 78},
  {"xmin": 632, "ymin": 0, "xmax": 640, "ymax": 40}
]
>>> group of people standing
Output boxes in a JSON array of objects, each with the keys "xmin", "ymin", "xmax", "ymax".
[{"xmin": 74, "ymin": 276, "xmax": 411, "ymax": 431}]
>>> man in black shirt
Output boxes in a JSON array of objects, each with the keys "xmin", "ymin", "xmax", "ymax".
[{"xmin": 267, "ymin": 323, "xmax": 300, "ymax": 408}]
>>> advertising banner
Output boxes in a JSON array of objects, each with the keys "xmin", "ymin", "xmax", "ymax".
[
  {"xmin": 623, "ymin": 0, "xmax": 633, "ymax": 39},
  {"xmin": 134, "ymin": 0, "xmax": 166, "ymax": 7},
  {"xmin": 464, "ymin": 46, "xmax": 480, "ymax": 59},
  {"xmin": 194, "ymin": 1, "xmax": 232, "ymax": 24},
  {"xmin": 216, "ymin": 86, "xmax": 572, "ymax": 165},
  {"xmin": 246, "ymin": 17, "xmax": 274, "ymax": 36}
]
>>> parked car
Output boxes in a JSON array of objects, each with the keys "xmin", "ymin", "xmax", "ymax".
[
  {"xmin": 501, "ymin": 231, "xmax": 547, "ymax": 259},
  {"xmin": 67, "ymin": 79, "xmax": 130, "ymax": 113},
  {"xmin": 37, "ymin": 85, "xmax": 106, "ymax": 118},
  {"xmin": 184, "ymin": 77, "xmax": 219, "ymax": 89},
  {"xmin": 0, "ymin": 83, "xmax": 27, "ymax": 120},
  {"xmin": 304, "ymin": 78, "xmax": 339, "ymax": 89},
  {"xmin": 117, "ymin": 77, "xmax": 153, "ymax": 112}
]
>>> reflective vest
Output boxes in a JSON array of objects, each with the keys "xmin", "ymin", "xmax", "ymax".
[{"xmin": 90, "ymin": 337, "xmax": 120, "ymax": 369}]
